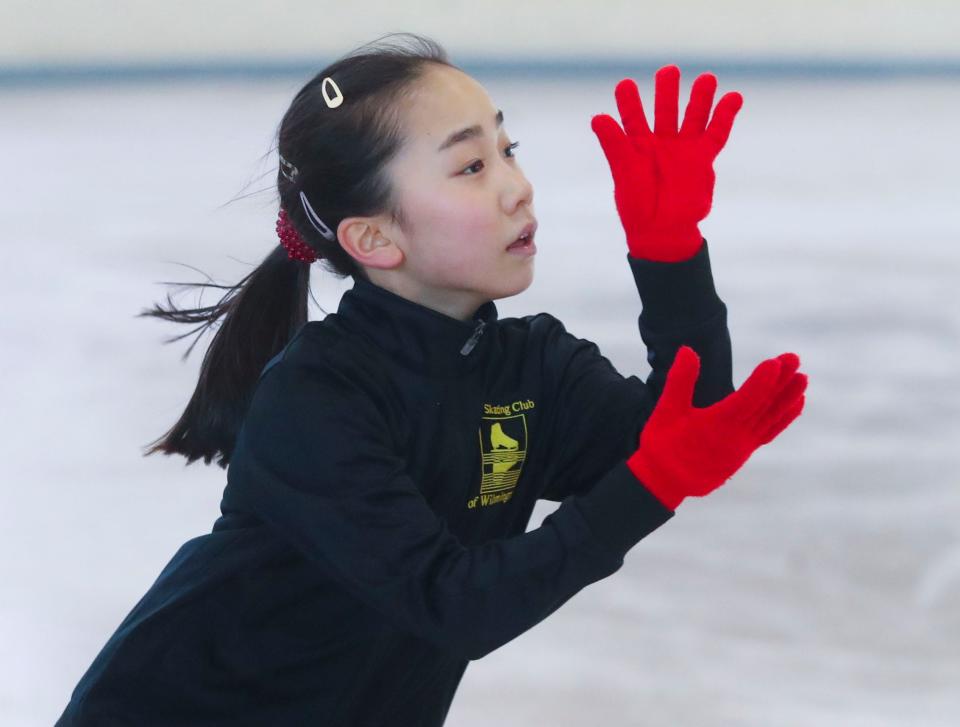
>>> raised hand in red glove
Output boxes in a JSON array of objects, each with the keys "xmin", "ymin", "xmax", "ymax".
[
  {"xmin": 591, "ymin": 65, "xmax": 743, "ymax": 262},
  {"xmin": 627, "ymin": 346, "xmax": 807, "ymax": 510}
]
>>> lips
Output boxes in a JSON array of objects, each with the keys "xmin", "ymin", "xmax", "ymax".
[{"xmin": 507, "ymin": 221, "xmax": 538, "ymax": 249}]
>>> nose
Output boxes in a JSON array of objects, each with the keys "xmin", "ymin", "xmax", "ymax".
[{"xmin": 503, "ymin": 164, "xmax": 534, "ymax": 213}]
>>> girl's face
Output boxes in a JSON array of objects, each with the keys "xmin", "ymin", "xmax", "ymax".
[{"xmin": 362, "ymin": 65, "xmax": 537, "ymax": 321}]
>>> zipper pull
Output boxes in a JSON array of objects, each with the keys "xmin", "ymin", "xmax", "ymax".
[{"xmin": 460, "ymin": 320, "xmax": 487, "ymax": 355}]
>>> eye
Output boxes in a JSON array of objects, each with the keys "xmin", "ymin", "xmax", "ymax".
[{"xmin": 461, "ymin": 140, "xmax": 520, "ymax": 176}]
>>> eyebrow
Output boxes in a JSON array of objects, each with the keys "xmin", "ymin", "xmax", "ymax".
[{"xmin": 437, "ymin": 109, "xmax": 504, "ymax": 152}]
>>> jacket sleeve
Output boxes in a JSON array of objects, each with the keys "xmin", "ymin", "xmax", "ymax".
[
  {"xmin": 537, "ymin": 238, "xmax": 734, "ymax": 504},
  {"xmin": 224, "ymin": 354, "xmax": 675, "ymax": 662}
]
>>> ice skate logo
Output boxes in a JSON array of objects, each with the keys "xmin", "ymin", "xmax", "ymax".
[
  {"xmin": 488, "ymin": 422, "xmax": 519, "ymax": 470},
  {"xmin": 468, "ymin": 412, "xmax": 528, "ymax": 509}
]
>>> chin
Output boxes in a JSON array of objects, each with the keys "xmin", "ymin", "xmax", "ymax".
[{"xmin": 490, "ymin": 263, "xmax": 535, "ymax": 301}]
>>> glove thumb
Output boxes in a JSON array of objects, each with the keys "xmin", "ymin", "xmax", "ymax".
[
  {"xmin": 590, "ymin": 113, "xmax": 632, "ymax": 181},
  {"xmin": 654, "ymin": 346, "xmax": 700, "ymax": 422}
]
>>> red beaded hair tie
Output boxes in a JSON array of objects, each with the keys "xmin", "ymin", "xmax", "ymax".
[{"xmin": 276, "ymin": 207, "xmax": 319, "ymax": 264}]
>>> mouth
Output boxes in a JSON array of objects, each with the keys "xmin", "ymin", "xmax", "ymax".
[{"xmin": 506, "ymin": 221, "xmax": 538, "ymax": 252}]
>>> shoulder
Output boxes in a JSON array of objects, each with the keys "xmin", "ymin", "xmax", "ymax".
[
  {"xmin": 497, "ymin": 312, "xmax": 606, "ymax": 388},
  {"xmin": 258, "ymin": 317, "xmax": 379, "ymax": 384},
  {"xmin": 497, "ymin": 311, "xmax": 566, "ymax": 341},
  {"xmin": 239, "ymin": 331, "xmax": 394, "ymax": 464},
  {"xmin": 250, "ymin": 321, "xmax": 376, "ymax": 415},
  {"xmin": 504, "ymin": 311, "xmax": 594, "ymax": 351},
  {"xmin": 486, "ymin": 311, "xmax": 604, "ymax": 365}
]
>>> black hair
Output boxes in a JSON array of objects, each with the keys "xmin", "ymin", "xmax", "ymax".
[{"xmin": 138, "ymin": 32, "xmax": 456, "ymax": 468}]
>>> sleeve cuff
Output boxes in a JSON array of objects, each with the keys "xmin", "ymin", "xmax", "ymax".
[
  {"xmin": 572, "ymin": 459, "xmax": 676, "ymax": 561},
  {"xmin": 627, "ymin": 237, "xmax": 725, "ymax": 332}
]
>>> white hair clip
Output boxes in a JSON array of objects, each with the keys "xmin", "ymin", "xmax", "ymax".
[
  {"xmin": 298, "ymin": 190, "xmax": 336, "ymax": 241},
  {"xmin": 278, "ymin": 153, "xmax": 299, "ymax": 184},
  {"xmin": 277, "ymin": 153, "xmax": 336, "ymax": 242},
  {"xmin": 322, "ymin": 76, "xmax": 344, "ymax": 109}
]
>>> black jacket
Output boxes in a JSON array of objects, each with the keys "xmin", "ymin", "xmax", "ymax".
[{"xmin": 56, "ymin": 240, "xmax": 733, "ymax": 726}]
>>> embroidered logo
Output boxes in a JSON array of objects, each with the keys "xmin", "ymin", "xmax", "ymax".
[{"xmin": 467, "ymin": 399, "xmax": 535, "ymax": 509}]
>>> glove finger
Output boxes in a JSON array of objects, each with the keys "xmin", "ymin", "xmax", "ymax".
[
  {"xmin": 748, "ymin": 372, "xmax": 808, "ymax": 430},
  {"xmin": 612, "ymin": 78, "xmax": 653, "ymax": 142},
  {"xmin": 654, "ymin": 345, "xmax": 700, "ymax": 421},
  {"xmin": 714, "ymin": 356, "xmax": 782, "ymax": 422},
  {"xmin": 705, "ymin": 91, "xmax": 743, "ymax": 156},
  {"xmin": 654, "ymin": 64, "xmax": 680, "ymax": 137},
  {"xmin": 756, "ymin": 394, "xmax": 805, "ymax": 446},
  {"xmin": 679, "ymin": 72, "xmax": 717, "ymax": 138},
  {"xmin": 743, "ymin": 357, "xmax": 802, "ymax": 428},
  {"xmin": 590, "ymin": 114, "xmax": 636, "ymax": 182},
  {"xmin": 775, "ymin": 352, "xmax": 801, "ymax": 378}
]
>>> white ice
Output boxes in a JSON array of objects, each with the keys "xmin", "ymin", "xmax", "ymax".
[{"xmin": 0, "ymin": 72, "xmax": 957, "ymax": 726}]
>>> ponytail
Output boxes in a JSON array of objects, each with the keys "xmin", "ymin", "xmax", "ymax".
[{"xmin": 139, "ymin": 245, "xmax": 312, "ymax": 467}]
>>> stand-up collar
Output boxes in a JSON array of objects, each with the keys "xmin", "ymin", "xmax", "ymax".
[{"xmin": 336, "ymin": 275, "xmax": 499, "ymax": 373}]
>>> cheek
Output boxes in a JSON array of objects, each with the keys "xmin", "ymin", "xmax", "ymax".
[
  {"xmin": 401, "ymin": 184, "xmax": 504, "ymax": 278},
  {"xmin": 436, "ymin": 203, "xmax": 495, "ymax": 241},
  {"xmin": 412, "ymin": 182, "xmax": 497, "ymax": 235}
]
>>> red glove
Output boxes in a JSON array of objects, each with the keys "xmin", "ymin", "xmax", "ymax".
[
  {"xmin": 591, "ymin": 65, "xmax": 743, "ymax": 262},
  {"xmin": 627, "ymin": 346, "xmax": 807, "ymax": 510}
]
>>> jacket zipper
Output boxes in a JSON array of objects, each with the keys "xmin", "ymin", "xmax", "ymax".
[{"xmin": 459, "ymin": 320, "xmax": 487, "ymax": 355}]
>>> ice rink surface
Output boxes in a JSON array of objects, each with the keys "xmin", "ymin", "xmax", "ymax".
[{"xmin": 1, "ymin": 71, "xmax": 957, "ymax": 725}]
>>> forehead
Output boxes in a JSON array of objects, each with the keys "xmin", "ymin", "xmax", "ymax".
[{"xmin": 401, "ymin": 66, "xmax": 499, "ymax": 146}]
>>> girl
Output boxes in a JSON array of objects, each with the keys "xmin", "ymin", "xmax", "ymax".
[{"xmin": 56, "ymin": 32, "xmax": 807, "ymax": 726}]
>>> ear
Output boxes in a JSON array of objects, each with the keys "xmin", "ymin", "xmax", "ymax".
[{"xmin": 338, "ymin": 217, "xmax": 405, "ymax": 270}]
